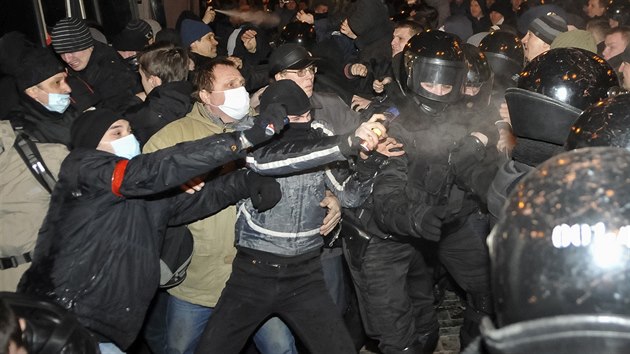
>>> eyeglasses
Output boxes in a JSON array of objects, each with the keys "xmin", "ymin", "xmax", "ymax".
[{"xmin": 283, "ymin": 66, "xmax": 317, "ymax": 77}]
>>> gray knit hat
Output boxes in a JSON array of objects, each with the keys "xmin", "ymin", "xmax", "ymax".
[
  {"xmin": 51, "ymin": 17, "xmax": 94, "ymax": 54},
  {"xmin": 528, "ymin": 14, "xmax": 568, "ymax": 45}
]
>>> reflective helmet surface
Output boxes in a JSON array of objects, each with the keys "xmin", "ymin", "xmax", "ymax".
[
  {"xmin": 607, "ymin": 0, "xmax": 630, "ymax": 26},
  {"xmin": 490, "ymin": 147, "xmax": 630, "ymax": 328},
  {"xmin": 565, "ymin": 93, "xmax": 630, "ymax": 150},
  {"xmin": 279, "ymin": 21, "xmax": 316, "ymax": 50},
  {"xmin": 517, "ymin": 47, "xmax": 617, "ymax": 110},
  {"xmin": 478, "ymin": 30, "xmax": 524, "ymax": 83},
  {"xmin": 400, "ymin": 30, "xmax": 467, "ymax": 104},
  {"xmin": 462, "ymin": 43, "xmax": 494, "ymax": 107}
]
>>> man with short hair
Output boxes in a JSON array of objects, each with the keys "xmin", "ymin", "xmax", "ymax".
[
  {"xmin": 602, "ymin": 26, "xmax": 630, "ymax": 69},
  {"xmin": 51, "ymin": 17, "xmax": 140, "ymax": 111},
  {"xmin": 373, "ymin": 20, "xmax": 423, "ymax": 95},
  {"xmin": 123, "ymin": 42, "xmax": 193, "ymax": 147},
  {"xmin": 521, "ymin": 13, "xmax": 568, "ymax": 62},
  {"xmin": 391, "ymin": 21, "xmax": 423, "ymax": 57},
  {"xmin": 144, "ymin": 57, "xmax": 298, "ymax": 354}
]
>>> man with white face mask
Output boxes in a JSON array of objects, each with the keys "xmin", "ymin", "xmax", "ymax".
[
  {"xmin": 8, "ymin": 46, "xmax": 81, "ymax": 147},
  {"xmin": 18, "ymin": 107, "xmax": 289, "ymax": 353}
]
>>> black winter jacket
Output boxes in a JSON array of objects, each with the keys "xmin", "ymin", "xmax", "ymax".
[
  {"xmin": 123, "ymin": 80, "xmax": 194, "ymax": 147},
  {"xmin": 18, "ymin": 132, "xmax": 252, "ymax": 349},
  {"xmin": 8, "ymin": 94, "xmax": 81, "ymax": 146},
  {"xmin": 68, "ymin": 42, "xmax": 140, "ymax": 112},
  {"xmin": 370, "ymin": 100, "xmax": 498, "ymax": 240}
]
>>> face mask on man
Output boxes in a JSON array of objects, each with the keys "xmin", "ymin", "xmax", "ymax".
[
  {"xmin": 216, "ymin": 86, "xmax": 250, "ymax": 120},
  {"xmin": 44, "ymin": 92, "xmax": 71, "ymax": 113},
  {"xmin": 110, "ymin": 134, "xmax": 141, "ymax": 159}
]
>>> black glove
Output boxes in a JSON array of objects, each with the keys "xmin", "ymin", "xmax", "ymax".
[
  {"xmin": 448, "ymin": 135, "xmax": 486, "ymax": 175},
  {"xmin": 246, "ymin": 172, "xmax": 282, "ymax": 212},
  {"xmin": 414, "ymin": 206, "xmax": 447, "ymax": 242},
  {"xmin": 242, "ymin": 103, "xmax": 288, "ymax": 147}
]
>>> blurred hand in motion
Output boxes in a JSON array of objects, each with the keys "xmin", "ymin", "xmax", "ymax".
[{"xmin": 319, "ymin": 191, "xmax": 341, "ymax": 235}]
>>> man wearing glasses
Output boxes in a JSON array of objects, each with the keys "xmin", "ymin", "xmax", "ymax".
[{"xmin": 268, "ymin": 44, "xmax": 363, "ymax": 135}]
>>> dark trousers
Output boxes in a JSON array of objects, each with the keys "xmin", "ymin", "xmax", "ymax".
[
  {"xmin": 195, "ymin": 249, "xmax": 356, "ymax": 354},
  {"xmin": 345, "ymin": 213, "xmax": 491, "ymax": 354},
  {"xmin": 345, "ymin": 236, "xmax": 437, "ymax": 354}
]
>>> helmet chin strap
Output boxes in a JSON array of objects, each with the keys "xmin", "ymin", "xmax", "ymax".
[{"xmin": 412, "ymin": 94, "xmax": 449, "ymax": 116}]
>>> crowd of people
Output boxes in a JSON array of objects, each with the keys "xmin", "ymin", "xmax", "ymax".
[{"xmin": 1, "ymin": 0, "xmax": 630, "ymax": 353}]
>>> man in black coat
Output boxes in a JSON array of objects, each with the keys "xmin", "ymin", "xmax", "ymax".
[
  {"xmin": 8, "ymin": 45, "xmax": 81, "ymax": 146},
  {"xmin": 51, "ymin": 17, "xmax": 141, "ymax": 112},
  {"xmin": 343, "ymin": 31, "xmax": 497, "ymax": 353},
  {"xmin": 123, "ymin": 42, "xmax": 194, "ymax": 147},
  {"xmin": 17, "ymin": 108, "xmax": 286, "ymax": 352}
]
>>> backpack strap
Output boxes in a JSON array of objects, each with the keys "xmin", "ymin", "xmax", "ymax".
[
  {"xmin": 13, "ymin": 133, "xmax": 57, "ymax": 194},
  {"xmin": 0, "ymin": 252, "xmax": 33, "ymax": 270},
  {"xmin": 4, "ymin": 133, "xmax": 57, "ymax": 269}
]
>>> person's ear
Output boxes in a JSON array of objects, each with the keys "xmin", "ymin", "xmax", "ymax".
[
  {"xmin": 18, "ymin": 318, "xmax": 26, "ymax": 331},
  {"xmin": 199, "ymin": 89, "xmax": 213, "ymax": 105},
  {"xmin": 149, "ymin": 75, "xmax": 162, "ymax": 88},
  {"xmin": 24, "ymin": 86, "xmax": 38, "ymax": 99}
]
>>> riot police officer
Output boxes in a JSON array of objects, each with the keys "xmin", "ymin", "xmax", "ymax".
[
  {"xmin": 565, "ymin": 93, "xmax": 630, "ymax": 151},
  {"xmin": 464, "ymin": 147, "xmax": 630, "ymax": 353},
  {"xmin": 342, "ymin": 30, "xmax": 498, "ymax": 353},
  {"xmin": 486, "ymin": 47, "xmax": 618, "ymax": 224}
]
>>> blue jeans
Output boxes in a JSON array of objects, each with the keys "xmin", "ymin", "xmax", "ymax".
[
  {"xmin": 166, "ymin": 295, "xmax": 297, "ymax": 354},
  {"xmin": 99, "ymin": 342, "xmax": 125, "ymax": 354}
]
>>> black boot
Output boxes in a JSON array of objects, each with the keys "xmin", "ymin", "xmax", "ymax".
[
  {"xmin": 401, "ymin": 326, "xmax": 440, "ymax": 354},
  {"xmin": 459, "ymin": 292, "xmax": 494, "ymax": 351}
]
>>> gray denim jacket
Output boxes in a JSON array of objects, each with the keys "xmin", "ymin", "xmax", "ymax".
[{"xmin": 235, "ymin": 120, "xmax": 376, "ymax": 256}]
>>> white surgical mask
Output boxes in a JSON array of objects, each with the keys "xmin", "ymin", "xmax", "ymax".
[
  {"xmin": 44, "ymin": 92, "xmax": 71, "ymax": 113},
  {"xmin": 217, "ymin": 87, "xmax": 250, "ymax": 120},
  {"xmin": 110, "ymin": 134, "xmax": 141, "ymax": 159}
]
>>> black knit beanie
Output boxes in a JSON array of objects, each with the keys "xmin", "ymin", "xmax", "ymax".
[
  {"xmin": 15, "ymin": 46, "xmax": 65, "ymax": 91},
  {"xmin": 260, "ymin": 80, "xmax": 311, "ymax": 116},
  {"xmin": 70, "ymin": 109, "xmax": 121, "ymax": 150}
]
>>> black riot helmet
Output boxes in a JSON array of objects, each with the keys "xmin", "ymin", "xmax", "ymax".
[
  {"xmin": 396, "ymin": 3, "xmax": 439, "ymax": 29},
  {"xmin": 607, "ymin": 0, "xmax": 630, "ymax": 27},
  {"xmin": 279, "ymin": 21, "xmax": 316, "ymax": 50},
  {"xmin": 461, "ymin": 43, "xmax": 494, "ymax": 108},
  {"xmin": 478, "ymin": 30, "xmax": 524, "ymax": 87},
  {"xmin": 505, "ymin": 47, "xmax": 617, "ymax": 145},
  {"xmin": 399, "ymin": 30, "xmax": 467, "ymax": 113},
  {"xmin": 486, "ymin": 147, "xmax": 630, "ymax": 352},
  {"xmin": 565, "ymin": 94, "xmax": 630, "ymax": 151}
]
